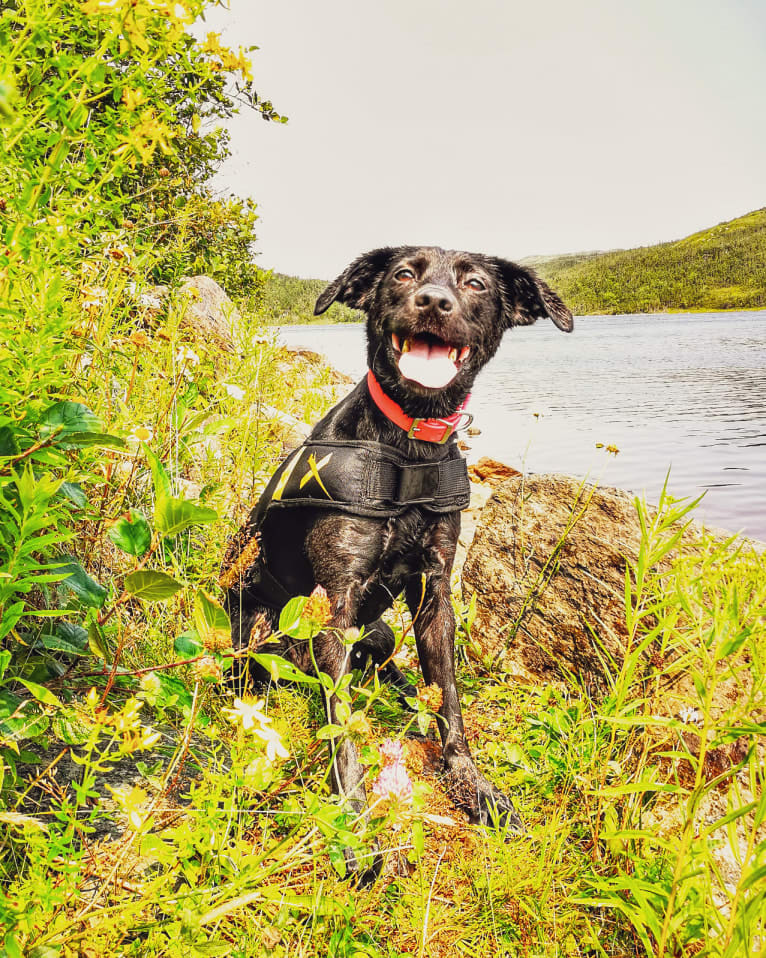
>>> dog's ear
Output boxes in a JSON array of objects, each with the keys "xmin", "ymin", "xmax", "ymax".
[
  {"xmin": 314, "ymin": 247, "xmax": 402, "ymax": 315},
  {"xmin": 492, "ymin": 258, "xmax": 573, "ymax": 332}
]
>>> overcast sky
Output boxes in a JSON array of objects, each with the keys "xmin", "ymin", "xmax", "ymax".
[{"xmin": 198, "ymin": 0, "xmax": 766, "ymax": 279}]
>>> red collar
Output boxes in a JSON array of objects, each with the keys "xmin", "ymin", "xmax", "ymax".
[{"xmin": 366, "ymin": 370, "xmax": 471, "ymax": 444}]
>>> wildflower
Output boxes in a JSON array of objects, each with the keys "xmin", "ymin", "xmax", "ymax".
[
  {"xmin": 372, "ymin": 760, "xmax": 413, "ymax": 804},
  {"xmin": 109, "ymin": 785, "xmax": 149, "ymax": 831},
  {"xmin": 80, "ymin": 284, "xmax": 107, "ymax": 312},
  {"xmin": 223, "ymin": 382, "xmax": 245, "ymax": 401},
  {"xmin": 254, "ymin": 724, "xmax": 289, "ymax": 762},
  {"xmin": 127, "ymin": 425, "xmax": 154, "ymax": 444},
  {"xmin": 175, "ymin": 345, "xmax": 200, "ymax": 366},
  {"xmin": 106, "ymin": 243, "xmax": 132, "ymax": 261},
  {"xmin": 417, "ymin": 683, "xmax": 443, "ymax": 712},
  {"xmin": 223, "ymin": 696, "xmax": 270, "ymax": 732},
  {"xmin": 372, "ymin": 738, "xmax": 413, "ymax": 804},
  {"xmin": 113, "ymin": 697, "xmax": 143, "ymax": 734},
  {"xmin": 139, "ymin": 291, "xmax": 164, "ymax": 312},
  {"xmin": 304, "ymin": 584, "xmax": 332, "ymax": 628},
  {"xmin": 379, "ymin": 738, "xmax": 405, "ymax": 764},
  {"xmin": 223, "ymin": 697, "xmax": 290, "ymax": 761},
  {"xmin": 193, "ymin": 656, "xmax": 223, "ymax": 682},
  {"xmin": 127, "ymin": 329, "xmax": 150, "ymax": 348},
  {"xmin": 343, "ymin": 626, "xmax": 361, "ymax": 645},
  {"xmin": 138, "ymin": 672, "xmax": 162, "ymax": 705},
  {"xmin": 202, "ymin": 31, "xmax": 225, "ymax": 56},
  {"xmin": 679, "ymin": 706, "xmax": 702, "ymax": 726}
]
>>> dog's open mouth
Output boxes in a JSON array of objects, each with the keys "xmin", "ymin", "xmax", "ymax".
[{"xmin": 391, "ymin": 332, "xmax": 471, "ymax": 389}]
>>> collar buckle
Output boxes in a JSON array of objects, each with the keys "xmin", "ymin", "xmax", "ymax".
[{"xmin": 407, "ymin": 418, "xmax": 454, "ymax": 444}]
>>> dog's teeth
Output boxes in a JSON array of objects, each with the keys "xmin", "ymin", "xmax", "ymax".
[
  {"xmin": 459, "ymin": 346, "xmax": 471, "ymax": 361},
  {"xmin": 392, "ymin": 333, "xmax": 401, "ymax": 352},
  {"xmin": 401, "ymin": 338, "xmax": 411, "ymax": 353},
  {"xmin": 448, "ymin": 347, "xmax": 458, "ymax": 362}
]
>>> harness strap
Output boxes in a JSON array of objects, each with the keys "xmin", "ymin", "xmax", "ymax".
[{"xmin": 260, "ymin": 439, "xmax": 471, "ymax": 517}]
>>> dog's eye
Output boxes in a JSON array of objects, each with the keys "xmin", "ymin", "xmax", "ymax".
[
  {"xmin": 394, "ymin": 268, "xmax": 415, "ymax": 282},
  {"xmin": 465, "ymin": 277, "xmax": 486, "ymax": 291}
]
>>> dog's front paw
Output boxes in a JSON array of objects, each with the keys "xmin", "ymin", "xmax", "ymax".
[{"xmin": 444, "ymin": 759, "xmax": 523, "ymax": 833}]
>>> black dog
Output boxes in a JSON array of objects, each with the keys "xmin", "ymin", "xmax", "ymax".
[{"xmin": 223, "ymin": 246, "xmax": 572, "ymax": 880}]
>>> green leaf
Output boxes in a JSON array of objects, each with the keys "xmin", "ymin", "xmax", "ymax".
[
  {"xmin": 108, "ymin": 509, "xmax": 152, "ymax": 557},
  {"xmin": 0, "ymin": 425, "xmax": 20, "ymax": 458},
  {"xmin": 0, "ymin": 691, "xmax": 48, "ymax": 740},
  {"xmin": 124, "ymin": 570, "xmax": 183, "ymax": 602},
  {"xmin": 174, "ymin": 630, "xmax": 203, "ymax": 657},
  {"xmin": 0, "ymin": 649, "xmax": 11, "ymax": 680},
  {"xmin": 59, "ymin": 482, "xmax": 88, "ymax": 508},
  {"xmin": 52, "ymin": 710, "xmax": 92, "ymax": 745},
  {"xmin": 154, "ymin": 672, "xmax": 193, "ymax": 712},
  {"xmin": 0, "ymin": 602, "xmax": 25, "ymax": 641},
  {"xmin": 18, "ymin": 680, "xmax": 62, "ymax": 708},
  {"xmin": 278, "ymin": 595, "xmax": 310, "ymax": 639},
  {"xmin": 60, "ymin": 431, "xmax": 126, "ymax": 450},
  {"xmin": 39, "ymin": 401, "xmax": 101, "ymax": 447},
  {"xmin": 193, "ymin": 590, "xmax": 229, "ymax": 650},
  {"xmin": 155, "ymin": 496, "xmax": 217, "ymax": 536},
  {"xmin": 250, "ymin": 652, "xmax": 319, "ymax": 686},
  {"xmin": 39, "ymin": 621, "xmax": 88, "ymax": 655},
  {"xmin": 88, "ymin": 621, "xmax": 109, "ymax": 662},
  {"xmin": 144, "ymin": 447, "xmax": 172, "ymax": 501},
  {"xmin": 58, "ymin": 559, "xmax": 107, "ymax": 608},
  {"xmin": 140, "ymin": 833, "xmax": 176, "ymax": 865}
]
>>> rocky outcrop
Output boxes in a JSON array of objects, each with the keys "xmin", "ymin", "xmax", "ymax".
[
  {"xmin": 462, "ymin": 474, "xmax": 647, "ymax": 689},
  {"xmin": 177, "ymin": 275, "xmax": 242, "ymax": 351}
]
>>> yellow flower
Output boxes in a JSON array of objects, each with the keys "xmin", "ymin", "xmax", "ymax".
[
  {"xmin": 121, "ymin": 88, "xmax": 146, "ymax": 111},
  {"xmin": 109, "ymin": 784, "xmax": 150, "ymax": 831},
  {"xmin": 202, "ymin": 32, "xmax": 225, "ymax": 56},
  {"xmin": 127, "ymin": 329, "xmax": 150, "ymax": 348},
  {"xmin": 127, "ymin": 425, "xmax": 154, "ymax": 443}
]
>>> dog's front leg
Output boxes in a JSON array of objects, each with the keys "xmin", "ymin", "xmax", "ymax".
[
  {"xmin": 405, "ymin": 574, "xmax": 522, "ymax": 830},
  {"xmin": 307, "ymin": 606, "xmax": 382, "ymax": 884}
]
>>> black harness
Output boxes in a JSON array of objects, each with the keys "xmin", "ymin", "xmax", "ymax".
[
  {"xmin": 229, "ymin": 439, "xmax": 471, "ymax": 611},
  {"xmin": 259, "ymin": 439, "xmax": 470, "ymax": 518}
]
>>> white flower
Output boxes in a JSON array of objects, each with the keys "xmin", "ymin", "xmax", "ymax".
[
  {"xmin": 139, "ymin": 291, "xmax": 164, "ymax": 310},
  {"xmin": 175, "ymin": 345, "xmax": 200, "ymax": 366},
  {"xmin": 254, "ymin": 725, "xmax": 290, "ymax": 762},
  {"xmin": 223, "ymin": 382, "xmax": 245, "ymax": 401},
  {"xmin": 223, "ymin": 696, "xmax": 270, "ymax": 732},
  {"xmin": 679, "ymin": 706, "xmax": 703, "ymax": 726}
]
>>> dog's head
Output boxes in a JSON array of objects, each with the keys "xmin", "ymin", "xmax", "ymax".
[{"xmin": 315, "ymin": 246, "xmax": 573, "ymax": 417}]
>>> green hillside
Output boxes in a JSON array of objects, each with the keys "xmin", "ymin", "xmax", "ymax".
[
  {"xmin": 527, "ymin": 208, "xmax": 766, "ymax": 314},
  {"xmin": 264, "ymin": 209, "xmax": 766, "ymax": 321},
  {"xmin": 259, "ymin": 271, "xmax": 362, "ymax": 324}
]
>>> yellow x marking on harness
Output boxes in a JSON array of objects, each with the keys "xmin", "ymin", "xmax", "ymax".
[{"xmin": 299, "ymin": 452, "xmax": 332, "ymax": 498}]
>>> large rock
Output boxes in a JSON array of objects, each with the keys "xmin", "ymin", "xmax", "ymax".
[
  {"xmin": 462, "ymin": 474, "xmax": 645, "ymax": 690},
  {"xmin": 177, "ymin": 275, "xmax": 242, "ymax": 350}
]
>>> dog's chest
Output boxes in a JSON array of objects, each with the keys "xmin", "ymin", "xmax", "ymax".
[{"xmin": 375, "ymin": 508, "xmax": 453, "ymax": 581}]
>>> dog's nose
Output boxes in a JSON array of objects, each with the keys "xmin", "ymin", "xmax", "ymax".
[{"xmin": 415, "ymin": 284, "xmax": 456, "ymax": 314}]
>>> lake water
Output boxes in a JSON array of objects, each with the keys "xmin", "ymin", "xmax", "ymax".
[{"xmin": 277, "ymin": 311, "xmax": 766, "ymax": 542}]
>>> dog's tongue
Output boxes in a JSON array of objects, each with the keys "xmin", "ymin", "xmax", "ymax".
[{"xmin": 398, "ymin": 339, "xmax": 458, "ymax": 388}]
